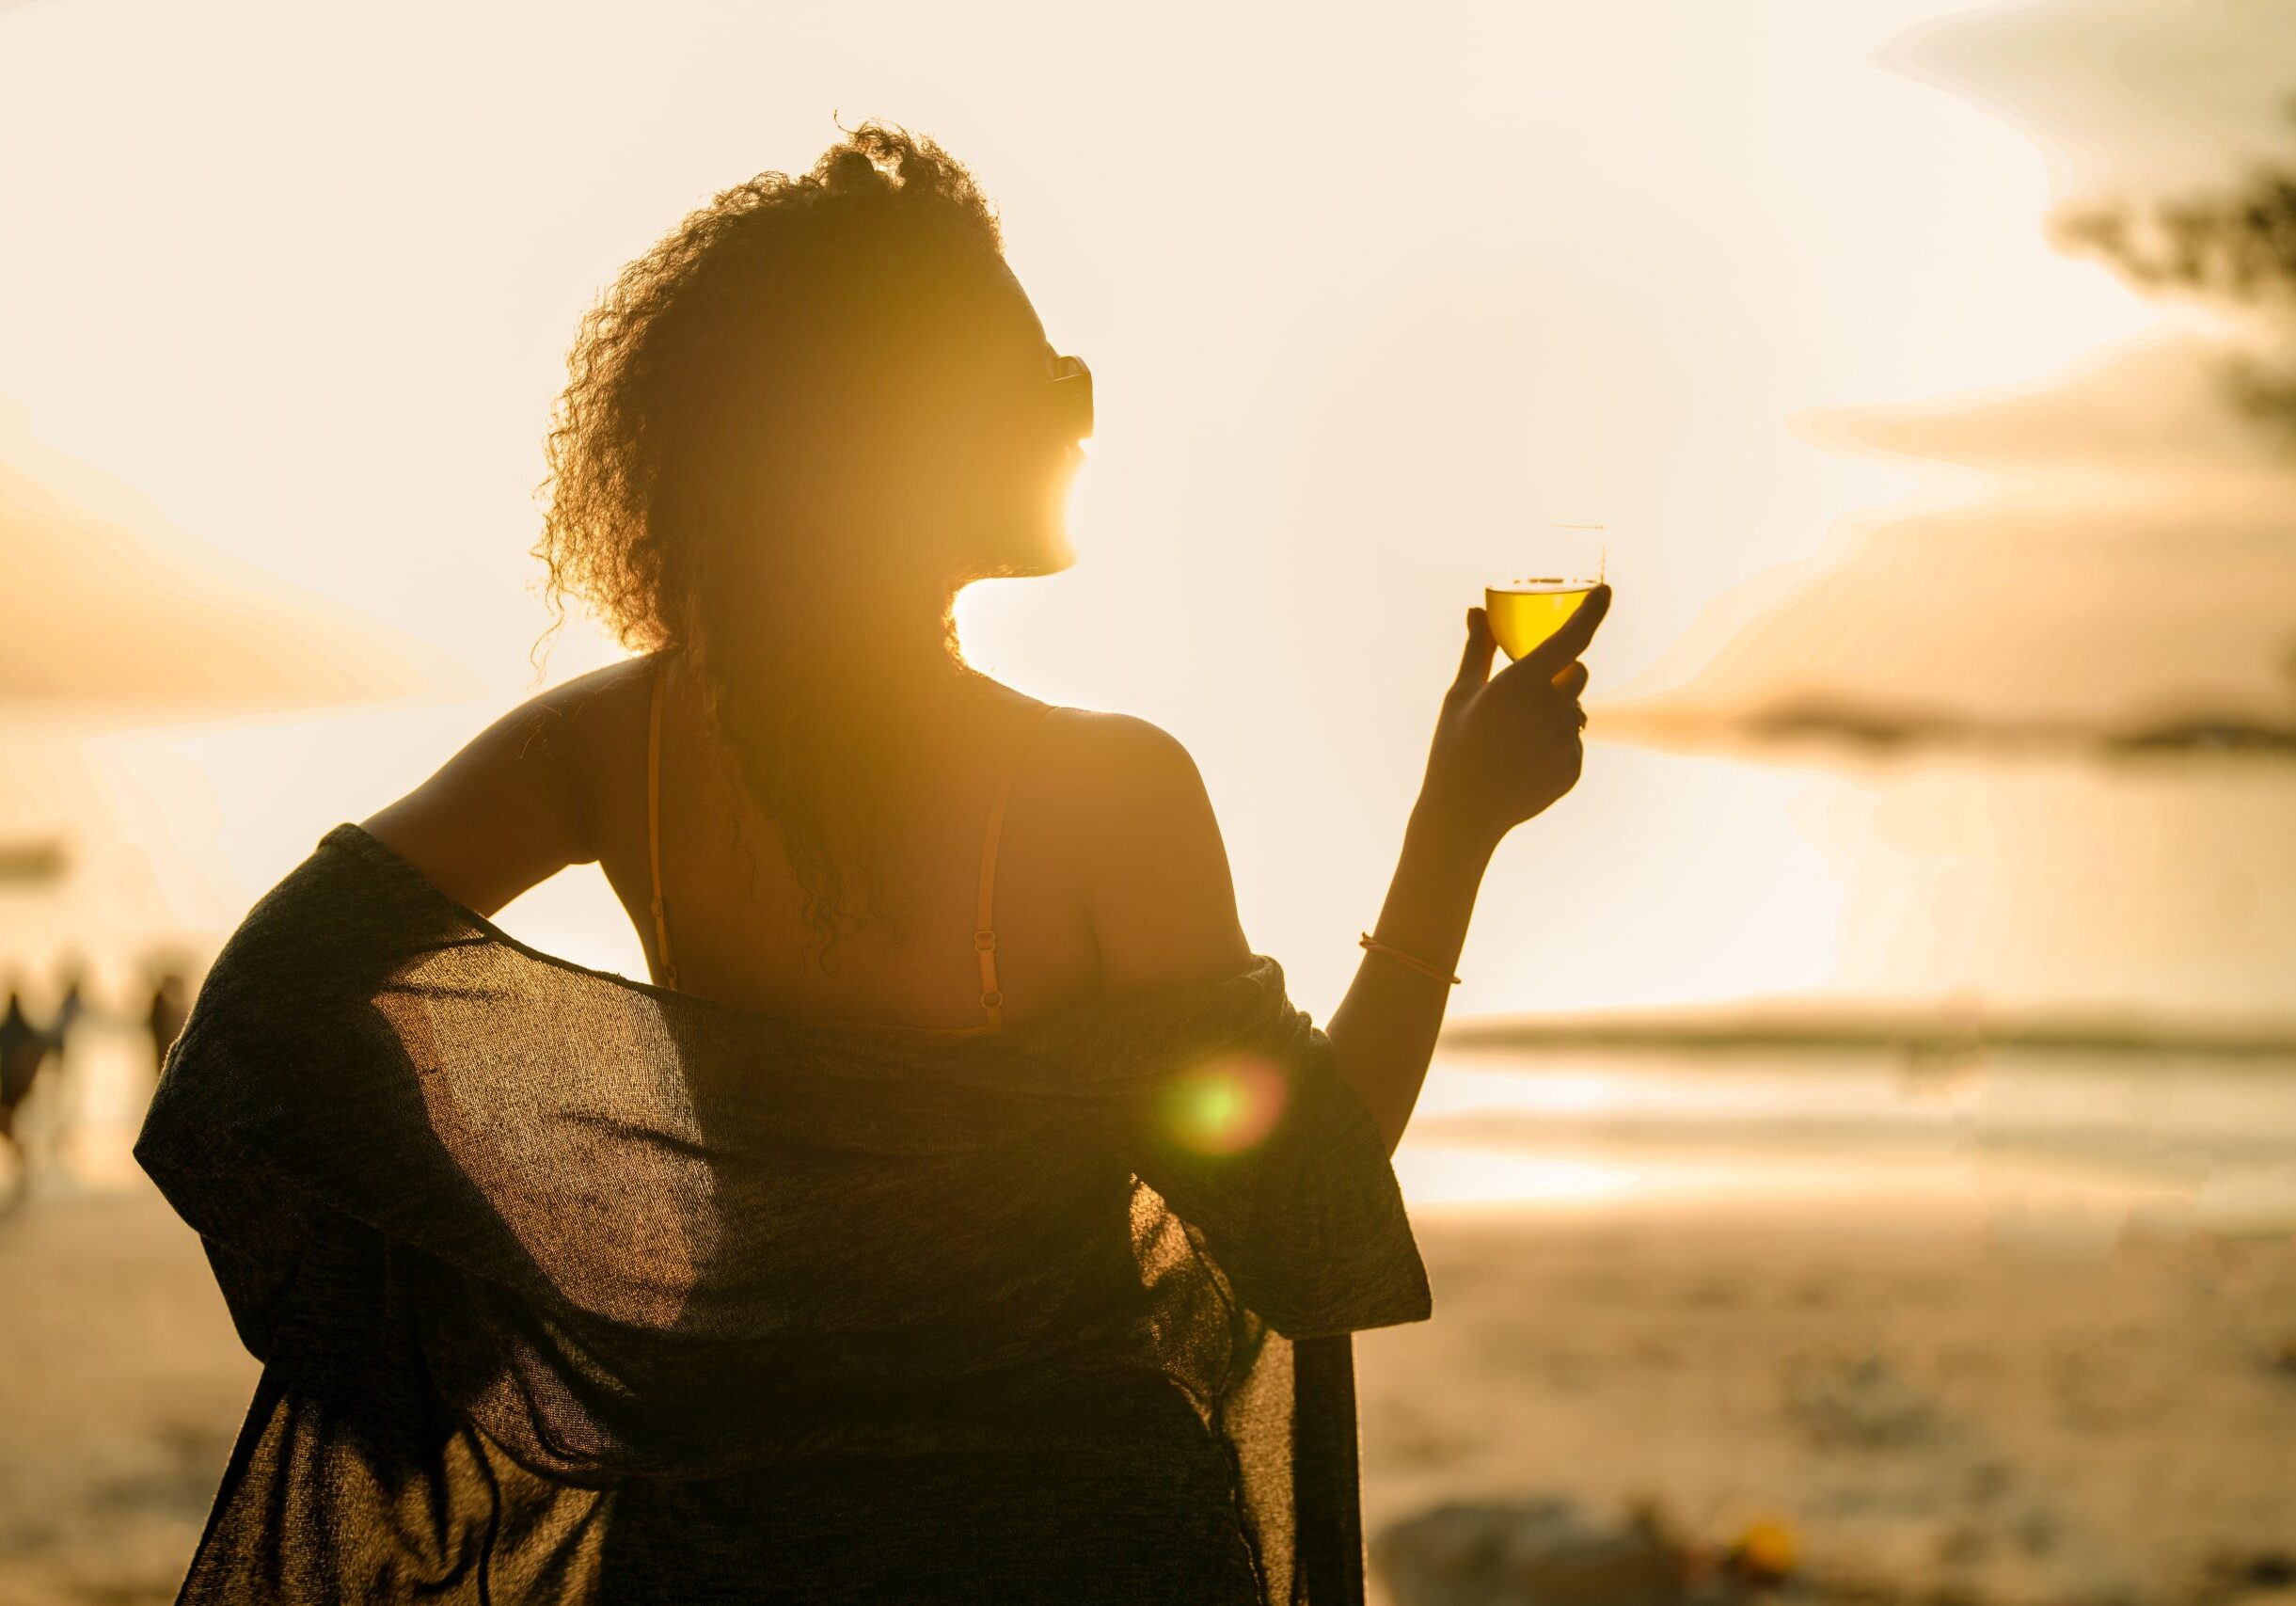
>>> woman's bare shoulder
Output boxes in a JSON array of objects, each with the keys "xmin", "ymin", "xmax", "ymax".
[
  {"xmin": 1033, "ymin": 707, "xmax": 1214, "ymax": 836},
  {"xmin": 1038, "ymin": 705, "xmax": 1204, "ymax": 780},
  {"xmin": 1037, "ymin": 707, "xmax": 1254, "ymax": 990}
]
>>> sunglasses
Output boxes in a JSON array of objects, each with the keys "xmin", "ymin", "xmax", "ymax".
[{"xmin": 1042, "ymin": 352, "xmax": 1093, "ymax": 442}]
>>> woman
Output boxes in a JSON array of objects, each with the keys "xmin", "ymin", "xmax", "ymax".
[{"xmin": 138, "ymin": 122, "xmax": 1608, "ymax": 1604}]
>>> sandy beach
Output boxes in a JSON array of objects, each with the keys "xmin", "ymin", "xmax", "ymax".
[
  {"xmin": 1355, "ymin": 1203, "xmax": 2296, "ymax": 1606},
  {"xmin": 3, "ymin": 1177, "xmax": 2290, "ymax": 1606},
  {"xmin": 0, "ymin": 1183, "xmax": 259, "ymax": 1606}
]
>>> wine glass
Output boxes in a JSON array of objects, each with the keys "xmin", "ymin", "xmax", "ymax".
[{"xmin": 1485, "ymin": 523, "xmax": 1607, "ymax": 665}]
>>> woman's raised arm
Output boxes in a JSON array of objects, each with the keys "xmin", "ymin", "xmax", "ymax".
[{"xmin": 1323, "ymin": 585, "xmax": 1611, "ymax": 1154}]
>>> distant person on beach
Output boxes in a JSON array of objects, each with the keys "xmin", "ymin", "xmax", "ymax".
[
  {"xmin": 0, "ymin": 983, "xmax": 50, "ymax": 1144},
  {"xmin": 142, "ymin": 968, "xmax": 188, "ymax": 1083},
  {"xmin": 135, "ymin": 119, "xmax": 1609, "ymax": 1602},
  {"xmin": 40, "ymin": 956, "xmax": 90, "ymax": 1137},
  {"xmin": 50, "ymin": 957, "xmax": 87, "ymax": 1055}
]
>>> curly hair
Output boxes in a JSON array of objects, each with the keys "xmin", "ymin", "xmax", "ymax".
[{"xmin": 529, "ymin": 119, "xmax": 1022, "ymax": 970}]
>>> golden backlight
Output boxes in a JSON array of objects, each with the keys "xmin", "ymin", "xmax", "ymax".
[{"xmin": 1, "ymin": 6, "xmax": 2291, "ymax": 1598}]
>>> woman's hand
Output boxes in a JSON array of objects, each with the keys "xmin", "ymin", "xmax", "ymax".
[{"xmin": 1416, "ymin": 584, "xmax": 1612, "ymax": 854}]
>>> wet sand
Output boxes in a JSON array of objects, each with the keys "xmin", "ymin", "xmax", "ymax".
[{"xmin": 2, "ymin": 1181, "xmax": 2291, "ymax": 1605}]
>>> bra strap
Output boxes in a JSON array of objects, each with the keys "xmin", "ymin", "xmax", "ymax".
[
  {"xmin": 647, "ymin": 655, "xmax": 678, "ymax": 989},
  {"xmin": 973, "ymin": 702, "xmax": 1059, "ymax": 1029}
]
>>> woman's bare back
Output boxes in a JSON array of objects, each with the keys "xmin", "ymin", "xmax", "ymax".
[
  {"xmin": 585, "ymin": 653, "xmax": 1105, "ymax": 1032},
  {"xmin": 361, "ymin": 653, "xmax": 1254, "ymax": 1034}
]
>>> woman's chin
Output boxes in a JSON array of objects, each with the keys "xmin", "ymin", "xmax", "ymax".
[{"xmin": 1029, "ymin": 529, "xmax": 1078, "ymax": 576}]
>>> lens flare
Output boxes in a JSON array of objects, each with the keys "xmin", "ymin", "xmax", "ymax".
[{"xmin": 1162, "ymin": 1051, "xmax": 1289, "ymax": 1155}]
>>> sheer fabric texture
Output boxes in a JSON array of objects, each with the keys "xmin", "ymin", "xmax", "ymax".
[{"xmin": 135, "ymin": 823, "xmax": 1433, "ymax": 1603}]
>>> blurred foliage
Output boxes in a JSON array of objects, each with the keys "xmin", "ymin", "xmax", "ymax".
[
  {"xmin": 2048, "ymin": 99, "xmax": 2296, "ymax": 702},
  {"xmin": 2050, "ymin": 97, "xmax": 2296, "ymax": 449}
]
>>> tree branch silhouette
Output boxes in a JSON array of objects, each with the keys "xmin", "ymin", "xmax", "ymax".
[{"xmin": 2049, "ymin": 97, "xmax": 2296, "ymax": 448}]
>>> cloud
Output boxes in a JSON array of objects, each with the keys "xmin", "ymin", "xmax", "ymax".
[
  {"xmin": 0, "ymin": 397, "xmax": 475, "ymax": 721},
  {"xmin": 1797, "ymin": 326, "xmax": 2289, "ymax": 480},
  {"xmin": 1879, "ymin": 0, "xmax": 2296, "ymax": 202},
  {"xmin": 1601, "ymin": 1, "xmax": 2296, "ymax": 750}
]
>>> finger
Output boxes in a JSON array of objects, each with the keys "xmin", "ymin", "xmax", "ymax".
[
  {"xmin": 1549, "ymin": 660, "xmax": 1590, "ymax": 698},
  {"xmin": 1452, "ymin": 605, "xmax": 1497, "ymax": 693},
  {"xmin": 1530, "ymin": 702, "xmax": 1586, "ymax": 743},
  {"xmin": 1519, "ymin": 583, "xmax": 1612, "ymax": 676}
]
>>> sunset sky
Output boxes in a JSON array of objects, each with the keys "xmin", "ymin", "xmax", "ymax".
[{"xmin": 1, "ymin": 0, "xmax": 2288, "ymax": 1019}]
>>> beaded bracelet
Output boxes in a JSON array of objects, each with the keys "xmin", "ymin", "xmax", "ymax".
[{"xmin": 1359, "ymin": 930, "xmax": 1463, "ymax": 986}]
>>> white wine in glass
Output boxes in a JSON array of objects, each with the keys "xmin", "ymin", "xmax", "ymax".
[{"xmin": 1485, "ymin": 523, "xmax": 1606, "ymax": 661}]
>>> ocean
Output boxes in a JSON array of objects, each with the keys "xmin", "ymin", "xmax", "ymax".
[{"xmin": 8, "ymin": 741, "xmax": 2293, "ymax": 1240}]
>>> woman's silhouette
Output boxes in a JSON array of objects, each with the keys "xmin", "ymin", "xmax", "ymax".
[
  {"xmin": 361, "ymin": 120, "xmax": 1606, "ymax": 1119},
  {"xmin": 145, "ymin": 120, "xmax": 1608, "ymax": 1603}
]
